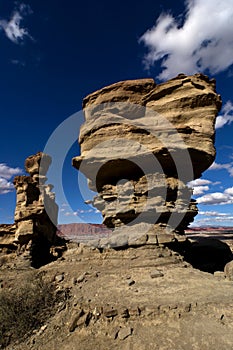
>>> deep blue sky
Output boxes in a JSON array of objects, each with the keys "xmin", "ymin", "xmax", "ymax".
[{"xmin": 1, "ymin": 0, "xmax": 233, "ymax": 226}]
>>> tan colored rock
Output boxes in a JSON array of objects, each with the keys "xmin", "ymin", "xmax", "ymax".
[
  {"xmin": 25, "ymin": 151, "xmax": 51, "ymax": 176},
  {"xmin": 13, "ymin": 152, "xmax": 59, "ymax": 267},
  {"xmin": 224, "ymin": 260, "xmax": 233, "ymax": 280},
  {"xmin": 14, "ymin": 152, "xmax": 58, "ymax": 245},
  {"xmin": 73, "ymin": 74, "xmax": 221, "ymax": 246},
  {"xmin": 0, "ymin": 224, "xmax": 17, "ymax": 248},
  {"xmin": 15, "ymin": 220, "xmax": 34, "ymax": 244}
]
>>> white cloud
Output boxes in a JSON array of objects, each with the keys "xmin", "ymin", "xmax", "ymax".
[
  {"xmin": 215, "ymin": 101, "xmax": 233, "ymax": 129},
  {"xmin": 0, "ymin": 3, "xmax": 32, "ymax": 44},
  {"xmin": 140, "ymin": 0, "xmax": 233, "ymax": 80},
  {"xmin": 192, "ymin": 215, "xmax": 233, "ymax": 226},
  {"xmin": 199, "ymin": 211, "xmax": 228, "ymax": 217},
  {"xmin": 63, "ymin": 212, "xmax": 73, "ymax": 217},
  {"xmin": 11, "ymin": 59, "xmax": 26, "ymax": 67},
  {"xmin": 197, "ymin": 187, "xmax": 233, "ymax": 205},
  {"xmin": 0, "ymin": 177, "xmax": 14, "ymax": 194},
  {"xmin": 225, "ymin": 187, "xmax": 233, "ymax": 196},
  {"xmin": 61, "ymin": 203, "xmax": 69, "ymax": 207},
  {"xmin": 0, "ymin": 163, "xmax": 22, "ymax": 180},
  {"xmin": 188, "ymin": 179, "xmax": 212, "ymax": 187},
  {"xmin": 192, "ymin": 186, "xmax": 209, "ymax": 196},
  {"xmin": 0, "ymin": 163, "xmax": 22, "ymax": 195},
  {"xmin": 209, "ymin": 161, "xmax": 233, "ymax": 177},
  {"xmin": 187, "ymin": 178, "xmax": 220, "ymax": 195},
  {"xmin": 63, "ymin": 209, "xmax": 94, "ymax": 217}
]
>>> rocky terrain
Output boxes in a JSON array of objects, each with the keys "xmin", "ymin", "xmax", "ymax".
[
  {"xmin": 1, "ymin": 74, "xmax": 233, "ymax": 349},
  {"xmin": 1, "ymin": 243, "xmax": 233, "ymax": 350}
]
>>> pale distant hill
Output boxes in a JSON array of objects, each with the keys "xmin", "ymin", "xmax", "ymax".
[
  {"xmin": 57, "ymin": 223, "xmax": 233, "ymax": 242},
  {"xmin": 57, "ymin": 223, "xmax": 111, "ymax": 242}
]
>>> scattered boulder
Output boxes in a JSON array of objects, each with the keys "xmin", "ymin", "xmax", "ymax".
[
  {"xmin": 117, "ymin": 326, "xmax": 133, "ymax": 340},
  {"xmin": 150, "ymin": 270, "xmax": 164, "ymax": 278}
]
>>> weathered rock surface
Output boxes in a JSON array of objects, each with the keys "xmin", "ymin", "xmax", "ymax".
[
  {"xmin": 13, "ymin": 152, "xmax": 59, "ymax": 267},
  {"xmin": 73, "ymin": 74, "xmax": 221, "ymax": 245},
  {"xmin": 0, "ymin": 224, "xmax": 17, "ymax": 249},
  {"xmin": 224, "ymin": 260, "xmax": 233, "ymax": 280}
]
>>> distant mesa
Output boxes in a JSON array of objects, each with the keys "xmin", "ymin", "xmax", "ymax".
[
  {"xmin": 57, "ymin": 223, "xmax": 111, "ymax": 242},
  {"xmin": 72, "ymin": 73, "xmax": 222, "ymax": 248}
]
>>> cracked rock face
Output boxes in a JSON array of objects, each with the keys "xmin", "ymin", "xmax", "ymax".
[{"xmin": 73, "ymin": 74, "xmax": 221, "ymax": 247}]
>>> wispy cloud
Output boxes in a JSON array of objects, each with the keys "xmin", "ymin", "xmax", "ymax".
[
  {"xmin": 0, "ymin": 3, "xmax": 33, "ymax": 44},
  {"xmin": 188, "ymin": 179, "xmax": 212, "ymax": 187},
  {"xmin": 192, "ymin": 209, "xmax": 233, "ymax": 226},
  {"xmin": 192, "ymin": 186, "xmax": 210, "ymax": 196},
  {"xmin": 0, "ymin": 163, "xmax": 22, "ymax": 194},
  {"xmin": 0, "ymin": 164, "xmax": 22, "ymax": 179},
  {"xmin": 197, "ymin": 187, "xmax": 233, "ymax": 205},
  {"xmin": 215, "ymin": 101, "xmax": 233, "ymax": 129},
  {"xmin": 199, "ymin": 211, "xmax": 228, "ymax": 217},
  {"xmin": 192, "ymin": 214, "xmax": 233, "ymax": 226},
  {"xmin": 11, "ymin": 59, "xmax": 26, "ymax": 67},
  {"xmin": 62, "ymin": 208, "xmax": 95, "ymax": 217},
  {"xmin": 0, "ymin": 177, "xmax": 14, "ymax": 194},
  {"xmin": 209, "ymin": 161, "xmax": 233, "ymax": 177},
  {"xmin": 140, "ymin": 0, "xmax": 233, "ymax": 80},
  {"xmin": 188, "ymin": 178, "xmax": 220, "ymax": 195}
]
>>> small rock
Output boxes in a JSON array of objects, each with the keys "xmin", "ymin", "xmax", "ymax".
[
  {"xmin": 150, "ymin": 270, "xmax": 164, "ymax": 278},
  {"xmin": 129, "ymin": 307, "xmax": 140, "ymax": 317},
  {"xmin": 37, "ymin": 324, "xmax": 47, "ymax": 335},
  {"xmin": 109, "ymin": 327, "xmax": 120, "ymax": 339},
  {"xmin": 119, "ymin": 308, "xmax": 129, "ymax": 318},
  {"xmin": 104, "ymin": 308, "xmax": 118, "ymax": 318},
  {"xmin": 93, "ymin": 306, "xmax": 102, "ymax": 319},
  {"xmin": 118, "ymin": 326, "xmax": 133, "ymax": 340},
  {"xmin": 77, "ymin": 272, "xmax": 87, "ymax": 283},
  {"xmin": 69, "ymin": 309, "xmax": 84, "ymax": 332},
  {"xmin": 55, "ymin": 274, "xmax": 64, "ymax": 282},
  {"xmin": 72, "ymin": 277, "xmax": 77, "ymax": 285},
  {"xmin": 128, "ymin": 279, "xmax": 135, "ymax": 286}
]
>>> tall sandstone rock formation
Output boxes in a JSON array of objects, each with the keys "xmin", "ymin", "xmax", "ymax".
[
  {"xmin": 13, "ymin": 152, "xmax": 58, "ymax": 266},
  {"xmin": 73, "ymin": 73, "xmax": 222, "ymax": 248}
]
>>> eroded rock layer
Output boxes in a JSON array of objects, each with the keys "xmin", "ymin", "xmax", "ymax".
[{"xmin": 73, "ymin": 74, "xmax": 221, "ymax": 246}]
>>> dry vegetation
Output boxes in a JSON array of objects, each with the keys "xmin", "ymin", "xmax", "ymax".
[{"xmin": 0, "ymin": 272, "xmax": 67, "ymax": 348}]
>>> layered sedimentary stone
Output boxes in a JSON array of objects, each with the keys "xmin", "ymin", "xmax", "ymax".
[
  {"xmin": 13, "ymin": 152, "xmax": 58, "ymax": 266},
  {"xmin": 73, "ymin": 74, "xmax": 221, "ymax": 246},
  {"xmin": 0, "ymin": 224, "xmax": 17, "ymax": 249}
]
